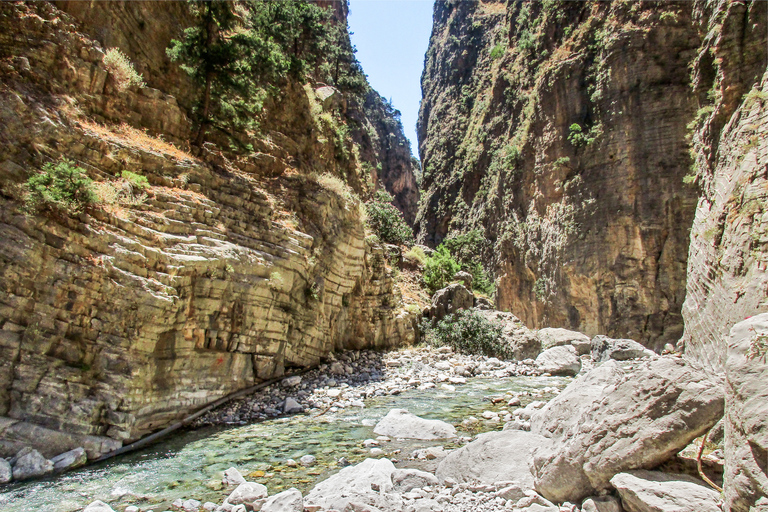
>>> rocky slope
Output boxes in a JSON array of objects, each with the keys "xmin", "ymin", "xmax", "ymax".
[
  {"xmin": 417, "ymin": 0, "xmax": 749, "ymax": 351},
  {"xmin": 0, "ymin": 1, "xmax": 419, "ymax": 461}
]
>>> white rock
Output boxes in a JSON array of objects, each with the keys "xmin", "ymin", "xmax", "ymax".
[
  {"xmin": 304, "ymin": 458, "xmax": 401, "ymax": 511},
  {"xmin": 83, "ymin": 501, "xmax": 116, "ymax": 512},
  {"xmin": 285, "ymin": 458, "xmax": 297, "ymax": 467},
  {"xmin": 182, "ymin": 499, "xmax": 201, "ymax": 512},
  {"xmin": 580, "ymin": 495, "xmax": 622, "ymax": 512},
  {"xmin": 535, "ymin": 345, "xmax": 581, "ymax": 376},
  {"xmin": 373, "ymin": 409, "xmax": 456, "ymax": 440},
  {"xmin": 441, "ymin": 383, "xmax": 456, "ymax": 391},
  {"xmin": 222, "ymin": 467, "xmax": 246, "ymax": 486},
  {"xmin": 610, "ymin": 470, "xmax": 722, "ymax": 512},
  {"xmin": 0, "ymin": 458, "xmax": 11, "ymax": 483},
  {"xmin": 369, "ymin": 448, "xmax": 384, "ymax": 456},
  {"xmin": 392, "ymin": 468, "xmax": 439, "ymax": 492},
  {"xmin": 591, "ymin": 335, "xmax": 651, "ymax": 362},
  {"xmin": 283, "ymin": 397, "xmax": 302, "ymax": 414},
  {"xmin": 436, "ymin": 430, "xmax": 546, "ymax": 488},
  {"xmin": 225, "ymin": 482, "xmax": 268, "ymax": 508},
  {"xmin": 260, "ymin": 488, "xmax": 303, "ymax": 512},
  {"xmin": 300, "ymin": 454, "xmax": 316, "ymax": 466},
  {"xmin": 327, "ymin": 389, "xmax": 342, "ymax": 398},
  {"xmin": 202, "ymin": 503, "xmax": 217, "ymax": 512}
]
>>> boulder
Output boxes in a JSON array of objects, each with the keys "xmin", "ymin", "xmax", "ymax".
[
  {"xmin": 11, "ymin": 448, "xmax": 53, "ymax": 480},
  {"xmin": 283, "ymin": 398, "xmax": 302, "ymax": 414},
  {"xmin": 536, "ymin": 328, "xmax": 591, "ymax": 354},
  {"xmin": 83, "ymin": 501, "xmax": 117, "ymax": 512},
  {"xmin": 724, "ymin": 314, "xmax": 768, "ymax": 512},
  {"xmin": 535, "ymin": 345, "xmax": 581, "ymax": 376},
  {"xmin": 391, "ymin": 468, "xmax": 439, "ymax": 492},
  {"xmin": 436, "ymin": 430, "xmax": 546, "ymax": 488},
  {"xmin": 475, "ymin": 310, "xmax": 540, "ymax": 360},
  {"xmin": 373, "ymin": 409, "xmax": 456, "ymax": 440},
  {"xmin": 0, "ymin": 457, "xmax": 11, "ymax": 483},
  {"xmin": 580, "ymin": 496, "xmax": 622, "ymax": 512},
  {"xmin": 610, "ymin": 470, "xmax": 721, "ymax": 512},
  {"xmin": 223, "ymin": 467, "xmax": 247, "ymax": 486},
  {"xmin": 591, "ymin": 335, "xmax": 654, "ymax": 362},
  {"xmin": 529, "ymin": 357, "xmax": 724, "ymax": 503},
  {"xmin": 304, "ymin": 458, "xmax": 401, "ymax": 511},
  {"xmin": 474, "ymin": 296, "xmax": 494, "ymax": 310},
  {"xmin": 51, "ymin": 447, "xmax": 87, "ymax": 473},
  {"xmin": 429, "ymin": 283, "xmax": 474, "ymax": 321},
  {"xmin": 260, "ymin": 488, "xmax": 303, "ymax": 512},
  {"xmin": 225, "ymin": 482, "xmax": 268, "ymax": 509},
  {"xmin": 453, "ymin": 270, "xmax": 473, "ymax": 289}
]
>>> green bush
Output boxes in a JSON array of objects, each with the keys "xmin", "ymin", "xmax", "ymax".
[
  {"xmin": 442, "ymin": 230, "xmax": 495, "ymax": 296},
  {"xmin": 25, "ymin": 159, "xmax": 96, "ymax": 214},
  {"xmin": 365, "ymin": 189, "xmax": 414, "ymax": 246},
  {"xmin": 121, "ymin": 170, "xmax": 150, "ymax": 190},
  {"xmin": 421, "ymin": 309, "xmax": 511, "ymax": 359},
  {"xmin": 103, "ymin": 48, "xmax": 145, "ymax": 90},
  {"xmin": 423, "ymin": 245, "xmax": 460, "ymax": 293}
]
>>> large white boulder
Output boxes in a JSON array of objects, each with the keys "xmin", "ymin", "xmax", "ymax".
[
  {"xmin": 373, "ymin": 409, "xmax": 456, "ymax": 440},
  {"xmin": 436, "ymin": 430, "xmax": 546, "ymax": 488},
  {"xmin": 529, "ymin": 357, "xmax": 724, "ymax": 503},
  {"xmin": 535, "ymin": 345, "xmax": 581, "ymax": 376},
  {"xmin": 591, "ymin": 335, "xmax": 654, "ymax": 362},
  {"xmin": 304, "ymin": 458, "xmax": 401, "ymax": 511},
  {"xmin": 260, "ymin": 488, "xmax": 303, "ymax": 512},
  {"xmin": 610, "ymin": 470, "xmax": 721, "ymax": 512},
  {"xmin": 724, "ymin": 314, "xmax": 768, "ymax": 512},
  {"xmin": 536, "ymin": 327, "xmax": 591, "ymax": 355}
]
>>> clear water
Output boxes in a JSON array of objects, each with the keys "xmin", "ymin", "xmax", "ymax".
[{"xmin": 0, "ymin": 375, "xmax": 568, "ymax": 512}]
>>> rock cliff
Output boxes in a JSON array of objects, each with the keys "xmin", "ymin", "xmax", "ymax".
[
  {"xmin": 417, "ymin": 0, "xmax": 711, "ymax": 350},
  {"xmin": 0, "ymin": 1, "xmax": 418, "ymax": 459}
]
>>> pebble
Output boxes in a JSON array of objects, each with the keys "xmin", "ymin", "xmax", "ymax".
[{"xmin": 299, "ymin": 455, "xmax": 316, "ymax": 467}]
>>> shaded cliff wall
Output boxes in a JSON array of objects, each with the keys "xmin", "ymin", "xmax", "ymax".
[
  {"xmin": 417, "ymin": 0, "xmax": 701, "ymax": 350},
  {"xmin": 0, "ymin": 1, "xmax": 418, "ymax": 458},
  {"xmin": 680, "ymin": 0, "xmax": 768, "ymax": 374}
]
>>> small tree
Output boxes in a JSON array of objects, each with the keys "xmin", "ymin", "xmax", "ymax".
[
  {"xmin": 423, "ymin": 245, "xmax": 460, "ymax": 293},
  {"xmin": 364, "ymin": 189, "xmax": 414, "ymax": 246},
  {"xmin": 25, "ymin": 159, "xmax": 96, "ymax": 214}
]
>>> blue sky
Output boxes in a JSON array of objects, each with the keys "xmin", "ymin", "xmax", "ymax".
[{"xmin": 348, "ymin": 0, "xmax": 435, "ymax": 159}]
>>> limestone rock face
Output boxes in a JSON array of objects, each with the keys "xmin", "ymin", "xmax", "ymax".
[
  {"xmin": 373, "ymin": 409, "xmax": 457, "ymax": 440},
  {"xmin": 680, "ymin": 1, "xmax": 768, "ymax": 374},
  {"xmin": 428, "ymin": 284, "xmax": 474, "ymax": 321},
  {"xmin": 529, "ymin": 357, "xmax": 724, "ymax": 503},
  {"xmin": 435, "ymin": 430, "xmax": 546, "ymax": 488},
  {"xmin": 416, "ymin": 1, "xmax": 704, "ymax": 350},
  {"xmin": 610, "ymin": 470, "xmax": 721, "ymax": 512},
  {"xmin": 724, "ymin": 314, "xmax": 768, "ymax": 512},
  {"xmin": 535, "ymin": 345, "xmax": 581, "ymax": 376},
  {"xmin": 0, "ymin": 2, "xmax": 419, "ymax": 458}
]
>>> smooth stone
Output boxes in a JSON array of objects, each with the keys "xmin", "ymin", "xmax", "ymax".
[
  {"xmin": 222, "ymin": 467, "xmax": 247, "ymax": 486},
  {"xmin": 591, "ymin": 335, "xmax": 652, "ymax": 362},
  {"xmin": 51, "ymin": 447, "xmax": 87, "ymax": 473},
  {"xmin": 300, "ymin": 454, "xmax": 316, "ymax": 466},
  {"xmin": 225, "ymin": 482, "xmax": 268, "ymax": 508},
  {"xmin": 373, "ymin": 409, "xmax": 456, "ymax": 440},
  {"xmin": 83, "ymin": 501, "xmax": 116, "ymax": 512},
  {"xmin": 610, "ymin": 470, "xmax": 721, "ymax": 512},
  {"xmin": 11, "ymin": 448, "xmax": 53, "ymax": 480},
  {"xmin": 581, "ymin": 495, "xmax": 622, "ymax": 512},
  {"xmin": 536, "ymin": 328, "xmax": 591, "ymax": 354},
  {"xmin": 391, "ymin": 468, "xmax": 439, "ymax": 492},
  {"xmin": 535, "ymin": 345, "xmax": 581, "ymax": 376},
  {"xmin": 0, "ymin": 458, "xmax": 11, "ymax": 483},
  {"xmin": 304, "ymin": 458, "xmax": 401, "ymax": 511},
  {"xmin": 283, "ymin": 398, "xmax": 302, "ymax": 414},
  {"xmin": 260, "ymin": 488, "xmax": 303, "ymax": 512}
]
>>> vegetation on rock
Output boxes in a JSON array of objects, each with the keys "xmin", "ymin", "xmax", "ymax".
[
  {"xmin": 364, "ymin": 189, "xmax": 414, "ymax": 246},
  {"xmin": 24, "ymin": 160, "xmax": 96, "ymax": 214},
  {"xmin": 421, "ymin": 310, "xmax": 511, "ymax": 359},
  {"xmin": 103, "ymin": 48, "xmax": 145, "ymax": 90}
]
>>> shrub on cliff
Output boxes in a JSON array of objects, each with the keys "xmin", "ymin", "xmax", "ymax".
[
  {"xmin": 364, "ymin": 189, "xmax": 414, "ymax": 246},
  {"xmin": 421, "ymin": 309, "xmax": 510, "ymax": 359},
  {"xmin": 442, "ymin": 230, "xmax": 495, "ymax": 296},
  {"xmin": 103, "ymin": 48, "xmax": 145, "ymax": 90},
  {"xmin": 422, "ymin": 245, "xmax": 460, "ymax": 293},
  {"xmin": 24, "ymin": 159, "xmax": 96, "ymax": 214}
]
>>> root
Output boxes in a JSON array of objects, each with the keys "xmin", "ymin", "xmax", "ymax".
[{"xmin": 697, "ymin": 428, "xmax": 723, "ymax": 493}]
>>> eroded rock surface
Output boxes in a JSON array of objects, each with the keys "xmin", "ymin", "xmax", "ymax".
[
  {"xmin": 610, "ymin": 470, "xmax": 721, "ymax": 512},
  {"xmin": 373, "ymin": 409, "xmax": 457, "ymax": 440},
  {"xmin": 535, "ymin": 345, "xmax": 581, "ymax": 376},
  {"xmin": 530, "ymin": 357, "xmax": 724, "ymax": 503}
]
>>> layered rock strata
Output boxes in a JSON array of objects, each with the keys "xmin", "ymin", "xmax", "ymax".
[{"xmin": 0, "ymin": 1, "xmax": 418, "ymax": 458}]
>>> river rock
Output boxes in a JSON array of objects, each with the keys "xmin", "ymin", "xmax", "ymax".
[
  {"xmin": 392, "ymin": 468, "xmax": 439, "ymax": 492},
  {"xmin": 535, "ymin": 345, "xmax": 581, "ymax": 376},
  {"xmin": 373, "ymin": 409, "xmax": 456, "ymax": 440},
  {"xmin": 591, "ymin": 335, "xmax": 653, "ymax": 362},
  {"xmin": 580, "ymin": 495, "xmax": 621, "ymax": 512},
  {"xmin": 304, "ymin": 458, "xmax": 402, "ymax": 511},
  {"xmin": 300, "ymin": 454, "xmax": 316, "ymax": 466},
  {"xmin": 429, "ymin": 283, "xmax": 474, "ymax": 321},
  {"xmin": 83, "ymin": 501, "xmax": 116, "ymax": 512},
  {"xmin": 436, "ymin": 430, "xmax": 546, "ymax": 487},
  {"xmin": 530, "ymin": 357, "xmax": 724, "ymax": 503},
  {"xmin": 610, "ymin": 470, "xmax": 721, "ymax": 512},
  {"xmin": 724, "ymin": 314, "xmax": 768, "ymax": 512},
  {"xmin": 281, "ymin": 376, "xmax": 302, "ymax": 387},
  {"xmin": 0, "ymin": 457, "xmax": 11, "ymax": 483},
  {"xmin": 283, "ymin": 398, "xmax": 302, "ymax": 414},
  {"xmin": 476, "ymin": 310, "xmax": 541, "ymax": 360},
  {"xmin": 224, "ymin": 482, "xmax": 268, "ymax": 510},
  {"xmin": 51, "ymin": 447, "xmax": 87, "ymax": 473},
  {"xmin": 536, "ymin": 328, "xmax": 591, "ymax": 354},
  {"xmin": 260, "ymin": 488, "xmax": 303, "ymax": 512},
  {"xmin": 223, "ymin": 467, "xmax": 247, "ymax": 486},
  {"xmin": 11, "ymin": 448, "xmax": 53, "ymax": 480}
]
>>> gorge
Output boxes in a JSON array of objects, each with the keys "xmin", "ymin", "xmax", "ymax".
[{"xmin": 0, "ymin": 1, "xmax": 766, "ymax": 512}]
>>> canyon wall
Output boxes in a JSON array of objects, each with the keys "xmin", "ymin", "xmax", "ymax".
[
  {"xmin": 0, "ymin": 1, "xmax": 418, "ymax": 458},
  {"xmin": 417, "ymin": 0, "xmax": 766, "ymax": 353}
]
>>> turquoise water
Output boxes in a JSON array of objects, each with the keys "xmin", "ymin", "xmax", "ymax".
[{"xmin": 0, "ymin": 375, "xmax": 568, "ymax": 512}]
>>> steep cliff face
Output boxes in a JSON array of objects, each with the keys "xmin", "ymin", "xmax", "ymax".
[
  {"xmin": 680, "ymin": 0, "xmax": 768, "ymax": 375},
  {"xmin": 417, "ymin": 0, "xmax": 702, "ymax": 350},
  {"xmin": 0, "ymin": 1, "xmax": 418, "ymax": 458}
]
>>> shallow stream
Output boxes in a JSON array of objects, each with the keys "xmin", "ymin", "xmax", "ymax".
[{"xmin": 0, "ymin": 374, "xmax": 569, "ymax": 512}]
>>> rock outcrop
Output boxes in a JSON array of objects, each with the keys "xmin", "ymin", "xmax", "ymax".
[
  {"xmin": 530, "ymin": 357, "xmax": 724, "ymax": 503},
  {"xmin": 0, "ymin": 1, "xmax": 419, "ymax": 461},
  {"xmin": 416, "ymin": 1, "xmax": 704, "ymax": 350}
]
